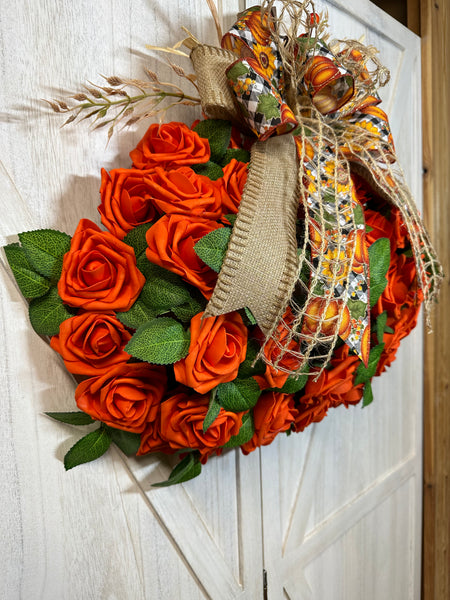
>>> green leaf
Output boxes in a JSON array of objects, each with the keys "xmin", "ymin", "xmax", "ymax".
[
  {"xmin": 376, "ymin": 311, "xmax": 388, "ymax": 345},
  {"xmin": 45, "ymin": 411, "xmax": 94, "ymax": 425},
  {"xmin": 106, "ymin": 426, "xmax": 141, "ymax": 455},
  {"xmin": 193, "ymin": 119, "xmax": 232, "ymax": 163},
  {"xmin": 116, "ymin": 298, "xmax": 156, "ymax": 329},
  {"xmin": 203, "ymin": 388, "xmax": 221, "ymax": 433},
  {"xmin": 216, "ymin": 377, "xmax": 261, "ymax": 412},
  {"xmin": 362, "ymin": 380, "xmax": 374, "ymax": 407},
  {"xmin": 194, "ymin": 227, "xmax": 231, "ymax": 273},
  {"xmin": 369, "ymin": 237, "xmax": 391, "ymax": 307},
  {"xmin": 4, "ymin": 243, "xmax": 51, "ymax": 298},
  {"xmin": 256, "ymin": 93, "xmax": 280, "ymax": 120},
  {"xmin": 64, "ymin": 427, "xmax": 111, "ymax": 470},
  {"xmin": 123, "ymin": 223, "xmax": 153, "ymax": 263},
  {"xmin": 141, "ymin": 263, "xmax": 192, "ymax": 314},
  {"xmin": 354, "ymin": 343, "xmax": 385, "ymax": 385},
  {"xmin": 125, "ymin": 317, "xmax": 190, "ymax": 365},
  {"xmin": 222, "ymin": 412, "xmax": 254, "ymax": 448},
  {"xmin": 191, "ymin": 161, "xmax": 224, "ymax": 181},
  {"xmin": 29, "ymin": 287, "xmax": 73, "ymax": 336},
  {"xmin": 18, "ymin": 229, "xmax": 71, "ymax": 280},
  {"xmin": 224, "ymin": 214, "xmax": 237, "ymax": 227},
  {"xmin": 152, "ymin": 452, "xmax": 202, "ymax": 487},
  {"xmin": 226, "ymin": 62, "xmax": 250, "ymax": 81},
  {"xmin": 171, "ymin": 295, "xmax": 204, "ymax": 323},
  {"xmin": 277, "ymin": 364, "xmax": 310, "ymax": 393},
  {"xmin": 347, "ymin": 299, "xmax": 367, "ymax": 321},
  {"xmin": 238, "ymin": 339, "xmax": 266, "ymax": 378},
  {"xmin": 220, "ymin": 148, "xmax": 250, "ymax": 166}
]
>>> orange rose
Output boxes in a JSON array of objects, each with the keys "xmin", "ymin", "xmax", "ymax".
[
  {"xmin": 75, "ymin": 362, "xmax": 167, "ymax": 433},
  {"xmin": 138, "ymin": 415, "xmax": 175, "ymax": 456},
  {"xmin": 216, "ymin": 159, "xmax": 248, "ymax": 215},
  {"xmin": 130, "ymin": 122, "xmax": 210, "ymax": 170},
  {"xmin": 158, "ymin": 391, "xmax": 244, "ymax": 459},
  {"xmin": 50, "ymin": 312, "xmax": 131, "ymax": 376},
  {"xmin": 58, "ymin": 219, "xmax": 145, "ymax": 311},
  {"xmin": 98, "ymin": 168, "xmax": 160, "ymax": 239},
  {"xmin": 365, "ymin": 207, "xmax": 407, "ymax": 250},
  {"xmin": 174, "ymin": 311, "xmax": 248, "ymax": 394},
  {"xmin": 144, "ymin": 166, "xmax": 222, "ymax": 219},
  {"xmin": 294, "ymin": 345, "xmax": 363, "ymax": 432},
  {"xmin": 258, "ymin": 308, "xmax": 303, "ymax": 389},
  {"xmin": 241, "ymin": 392, "xmax": 298, "ymax": 454},
  {"xmin": 146, "ymin": 214, "xmax": 221, "ymax": 297}
]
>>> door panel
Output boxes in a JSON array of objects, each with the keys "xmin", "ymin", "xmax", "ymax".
[{"xmin": 0, "ymin": 1, "xmax": 422, "ymax": 598}]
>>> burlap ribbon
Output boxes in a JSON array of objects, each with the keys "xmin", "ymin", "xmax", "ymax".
[{"xmin": 188, "ymin": 1, "xmax": 443, "ymax": 376}]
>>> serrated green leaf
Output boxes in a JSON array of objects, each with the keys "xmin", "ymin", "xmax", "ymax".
[
  {"xmin": 106, "ymin": 426, "xmax": 141, "ymax": 455},
  {"xmin": 224, "ymin": 214, "xmax": 237, "ymax": 227},
  {"xmin": 277, "ymin": 364, "xmax": 310, "ymax": 393},
  {"xmin": 238, "ymin": 338, "xmax": 266, "ymax": 378},
  {"xmin": 216, "ymin": 377, "xmax": 261, "ymax": 412},
  {"xmin": 116, "ymin": 298, "xmax": 156, "ymax": 329},
  {"xmin": 29, "ymin": 287, "xmax": 73, "ymax": 336},
  {"xmin": 64, "ymin": 427, "xmax": 111, "ymax": 470},
  {"xmin": 4, "ymin": 243, "xmax": 51, "ymax": 298},
  {"xmin": 362, "ymin": 380, "xmax": 374, "ymax": 407},
  {"xmin": 191, "ymin": 161, "xmax": 224, "ymax": 180},
  {"xmin": 354, "ymin": 343, "xmax": 385, "ymax": 385},
  {"xmin": 18, "ymin": 229, "xmax": 71, "ymax": 280},
  {"xmin": 369, "ymin": 237, "xmax": 390, "ymax": 307},
  {"xmin": 193, "ymin": 119, "xmax": 232, "ymax": 163},
  {"xmin": 220, "ymin": 148, "xmax": 250, "ymax": 166},
  {"xmin": 222, "ymin": 412, "xmax": 254, "ymax": 448},
  {"xmin": 141, "ymin": 265, "xmax": 192, "ymax": 313},
  {"xmin": 376, "ymin": 311, "xmax": 388, "ymax": 345},
  {"xmin": 256, "ymin": 93, "xmax": 280, "ymax": 120},
  {"xmin": 152, "ymin": 452, "xmax": 202, "ymax": 487},
  {"xmin": 171, "ymin": 295, "xmax": 204, "ymax": 323},
  {"xmin": 203, "ymin": 388, "xmax": 221, "ymax": 433},
  {"xmin": 123, "ymin": 223, "xmax": 153, "ymax": 261},
  {"xmin": 45, "ymin": 411, "xmax": 94, "ymax": 425},
  {"xmin": 125, "ymin": 317, "xmax": 190, "ymax": 365},
  {"xmin": 194, "ymin": 227, "xmax": 231, "ymax": 273}
]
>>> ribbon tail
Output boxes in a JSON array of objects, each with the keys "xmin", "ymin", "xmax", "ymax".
[{"xmin": 204, "ymin": 135, "xmax": 300, "ymax": 336}]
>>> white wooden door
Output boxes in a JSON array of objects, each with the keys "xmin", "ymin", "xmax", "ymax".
[{"xmin": 0, "ymin": 1, "xmax": 422, "ymax": 599}]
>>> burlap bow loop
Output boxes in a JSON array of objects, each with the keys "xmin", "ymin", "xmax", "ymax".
[{"xmin": 188, "ymin": 1, "xmax": 443, "ymax": 377}]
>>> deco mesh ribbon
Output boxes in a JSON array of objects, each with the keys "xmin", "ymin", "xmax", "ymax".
[{"xmin": 187, "ymin": 0, "xmax": 442, "ymax": 377}]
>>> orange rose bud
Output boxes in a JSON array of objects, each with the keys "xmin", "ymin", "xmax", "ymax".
[
  {"xmin": 145, "ymin": 214, "xmax": 221, "ymax": 298},
  {"xmin": 241, "ymin": 392, "xmax": 298, "ymax": 454},
  {"xmin": 145, "ymin": 166, "xmax": 222, "ymax": 220},
  {"xmin": 58, "ymin": 219, "xmax": 145, "ymax": 311},
  {"xmin": 50, "ymin": 312, "xmax": 131, "ymax": 376},
  {"xmin": 158, "ymin": 391, "xmax": 244, "ymax": 459},
  {"xmin": 98, "ymin": 168, "xmax": 160, "ymax": 239},
  {"xmin": 75, "ymin": 362, "xmax": 167, "ymax": 433},
  {"xmin": 130, "ymin": 122, "xmax": 210, "ymax": 170},
  {"xmin": 174, "ymin": 311, "xmax": 248, "ymax": 394}
]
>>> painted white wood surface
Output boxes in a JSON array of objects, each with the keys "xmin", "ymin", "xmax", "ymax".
[{"xmin": 0, "ymin": 1, "xmax": 422, "ymax": 598}]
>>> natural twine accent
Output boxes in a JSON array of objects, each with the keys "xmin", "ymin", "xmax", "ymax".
[{"xmin": 189, "ymin": 0, "xmax": 443, "ymax": 378}]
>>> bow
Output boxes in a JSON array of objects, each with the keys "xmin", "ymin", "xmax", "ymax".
[{"xmin": 188, "ymin": 1, "xmax": 442, "ymax": 376}]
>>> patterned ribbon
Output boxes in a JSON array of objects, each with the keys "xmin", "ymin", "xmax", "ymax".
[{"xmin": 189, "ymin": 3, "xmax": 442, "ymax": 375}]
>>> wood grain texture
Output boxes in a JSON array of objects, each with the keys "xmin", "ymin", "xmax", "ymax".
[{"xmin": 421, "ymin": 0, "xmax": 450, "ymax": 598}]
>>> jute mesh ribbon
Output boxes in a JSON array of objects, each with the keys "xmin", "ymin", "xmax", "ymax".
[{"xmin": 188, "ymin": 0, "xmax": 443, "ymax": 377}]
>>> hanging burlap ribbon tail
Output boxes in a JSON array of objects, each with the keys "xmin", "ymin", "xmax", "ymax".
[{"xmin": 187, "ymin": 0, "xmax": 443, "ymax": 377}]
